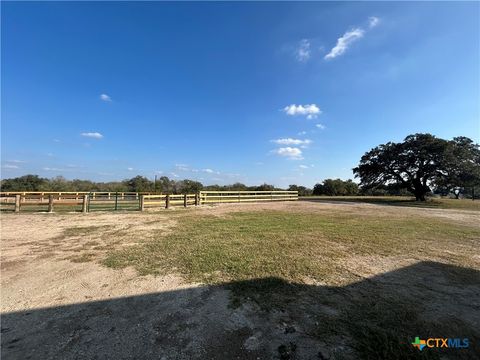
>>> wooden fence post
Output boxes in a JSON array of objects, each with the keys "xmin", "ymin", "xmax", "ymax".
[
  {"xmin": 184, "ymin": 194, "xmax": 187, "ymax": 208},
  {"xmin": 140, "ymin": 195, "xmax": 145, "ymax": 211},
  {"xmin": 48, "ymin": 195, "xmax": 54, "ymax": 213},
  {"xmin": 15, "ymin": 195, "xmax": 20, "ymax": 212},
  {"xmin": 165, "ymin": 195, "xmax": 170, "ymax": 209},
  {"xmin": 82, "ymin": 195, "xmax": 88, "ymax": 213},
  {"xmin": 195, "ymin": 193, "xmax": 199, "ymax": 206}
]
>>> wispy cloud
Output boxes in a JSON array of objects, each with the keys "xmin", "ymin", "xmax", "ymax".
[
  {"xmin": 99, "ymin": 93, "xmax": 112, "ymax": 102},
  {"xmin": 272, "ymin": 147, "xmax": 303, "ymax": 160},
  {"xmin": 325, "ymin": 16, "xmax": 380, "ymax": 60},
  {"xmin": 80, "ymin": 132, "xmax": 104, "ymax": 139},
  {"xmin": 2, "ymin": 164, "xmax": 19, "ymax": 169},
  {"xmin": 295, "ymin": 39, "xmax": 311, "ymax": 62},
  {"xmin": 368, "ymin": 16, "xmax": 380, "ymax": 29},
  {"xmin": 283, "ymin": 104, "xmax": 321, "ymax": 119},
  {"xmin": 43, "ymin": 167, "xmax": 63, "ymax": 171},
  {"xmin": 271, "ymin": 138, "xmax": 312, "ymax": 147},
  {"xmin": 299, "ymin": 165, "xmax": 309, "ymax": 169},
  {"xmin": 174, "ymin": 164, "xmax": 221, "ymax": 175},
  {"xmin": 316, "ymin": 123, "xmax": 326, "ymax": 130},
  {"xmin": 6, "ymin": 159, "xmax": 26, "ymax": 164},
  {"xmin": 324, "ymin": 28, "xmax": 365, "ymax": 60},
  {"xmin": 127, "ymin": 167, "xmax": 134, "ymax": 171},
  {"xmin": 175, "ymin": 164, "xmax": 190, "ymax": 171}
]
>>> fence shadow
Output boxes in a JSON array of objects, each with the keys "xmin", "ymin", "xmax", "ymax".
[{"xmin": 2, "ymin": 261, "xmax": 479, "ymax": 359}]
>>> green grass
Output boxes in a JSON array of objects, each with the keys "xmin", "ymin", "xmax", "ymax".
[
  {"xmin": 102, "ymin": 209, "xmax": 479, "ymax": 358},
  {"xmin": 103, "ymin": 210, "xmax": 479, "ymax": 284},
  {"xmin": 302, "ymin": 196, "xmax": 480, "ymax": 210}
]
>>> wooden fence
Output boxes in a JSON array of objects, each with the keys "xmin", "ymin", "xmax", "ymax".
[
  {"xmin": 141, "ymin": 194, "xmax": 199, "ymax": 210},
  {"xmin": 199, "ymin": 191, "xmax": 298, "ymax": 203},
  {"xmin": 1, "ymin": 193, "xmax": 89, "ymax": 213},
  {"xmin": 0, "ymin": 190, "xmax": 298, "ymax": 212},
  {"xmin": 0, "ymin": 192, "xmax": 144, "ymax": 213}
]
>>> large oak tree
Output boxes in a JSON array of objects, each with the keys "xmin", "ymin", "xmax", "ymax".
[{"xmin": 353, "ymin": 133, "xmax": 480, "ymax": 201}]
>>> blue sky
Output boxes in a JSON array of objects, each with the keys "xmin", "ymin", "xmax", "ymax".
[{"xmin": 2, "ymin": 1, "xmax": 479, "ymax": 187}]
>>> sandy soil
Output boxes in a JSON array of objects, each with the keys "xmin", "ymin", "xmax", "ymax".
[{"xmin": 1, "ymin": 201, "xmax": 479, "ymax": 359}]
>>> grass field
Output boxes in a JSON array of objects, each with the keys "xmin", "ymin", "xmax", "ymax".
[
  {"xmin": 2, "ymin": 201, "xmax": 479, "ymax": 359},
  {"xmin": 100, "ymin": 203, "xmax": 479, "ymax": 358},
  {"xmin": 104, "ymin": 209, "xmax": 479, "ymax": 283}
]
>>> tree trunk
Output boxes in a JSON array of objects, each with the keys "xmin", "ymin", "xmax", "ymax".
[
  {"xmin": 412, "ymin": 179, "xmax": 427, "ymax": 201},
  {"xmin": 414, "ymin": 192, "xmax": 426, "ymax": 201}
]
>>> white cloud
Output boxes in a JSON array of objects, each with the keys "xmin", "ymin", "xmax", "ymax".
[
  {"xmin": 81, "ymin": 132, "xmax": 104, "ymax": 139},
  {"xmin": 3, "ymin": 164, "xmax": 19, "ymax": 169},
  {"xmin": 368, "ymin": 16, "xmax": 380, "ymax": 28},
  {"xmin": 299, "ymin": 165, "xmax": 309, "ymax": 169},
  {"xmin": 272, "ymin": 147, "xmax": 303, "ymax": 160},
  {"xmin": 295, "ymin": 39, "xmax": 311, "ymax": 62},
  {"xmin": 202, "ymin": 168, "xmax": 221, "ymax": 175},
  {"xmin": 127, "ymin": 167, "xmax": 134, "ymax": 171},
  {"xmin": 271, "ymin": 138, "xmax": 312, "ymax": 146},
  {"xmin": 325, "ymin": 16, "xmax": 380, "ymax": 60},
  {"xmin": 6, "ymin": 160, "xmax": 26, "ymax": 164},
  {"xmin": 297, "ymin": 131, "xmax": 307, "ymax": 136},
  {"xmin": 175, "ymin": 164, "xmax": 190, "ymax": 171},
  {"xmin": 325, "ymin": 28, "xmax": 365, "ymax": 60},
  {"xmin": 170, "ymin": 172, "xmax": 179, "ymax": 178},
  {"xmin": 283, "ymin": 104, "xmax": 321, "ymax": 119},
  {"xmin": 316, "ymin": 123, "xmax": 326, "ymax": 130},
  {"xmin": 100, "ymin": 93, "xmax": 112, "ymax": 102},
  {"xmin": 43, "ymin": 167, "xmax": 63, "ymax": 171}
]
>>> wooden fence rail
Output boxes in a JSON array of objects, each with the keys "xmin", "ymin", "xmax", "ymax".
[
  {"xmin": 1, "ymin": 190, "xmax": 298, "ymax": 212},
  {"xmin": 141, "ymin": 194, "xmax": 198, "ymax": 210},
  {"xmin": 199, "ymin": 191, "xmax": 298, "ymax": 204}
]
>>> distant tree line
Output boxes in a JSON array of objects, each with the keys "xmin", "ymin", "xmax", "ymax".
[
  {"xmin": 5, "ymin": 134, "xmax": 478, "ymax": 202},
  {"xmin": 0, "ymin": 174, "xmax": 434, "ymax": 197},
  {"xmin": 0, "ymin": 175, "xmax": 286, "ymax": 194}
]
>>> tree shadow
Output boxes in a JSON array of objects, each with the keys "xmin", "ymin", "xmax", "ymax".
[{"xmin": 2, "ymin": 261, "xmax": 479, "ymax": 359}]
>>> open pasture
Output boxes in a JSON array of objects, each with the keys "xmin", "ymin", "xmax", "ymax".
[{"xmin": 1, "ymin": 200, "xmax": 479, "ymax": 359}]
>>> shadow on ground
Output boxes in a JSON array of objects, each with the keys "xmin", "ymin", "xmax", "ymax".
[{"xmin": 2, "ymin": 261, "xmax": 479, "ymax": 359}]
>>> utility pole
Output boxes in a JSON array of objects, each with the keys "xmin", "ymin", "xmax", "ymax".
[{"xmin": 154, "ymin": 175, "xmax": 157, "ymax": 193}]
